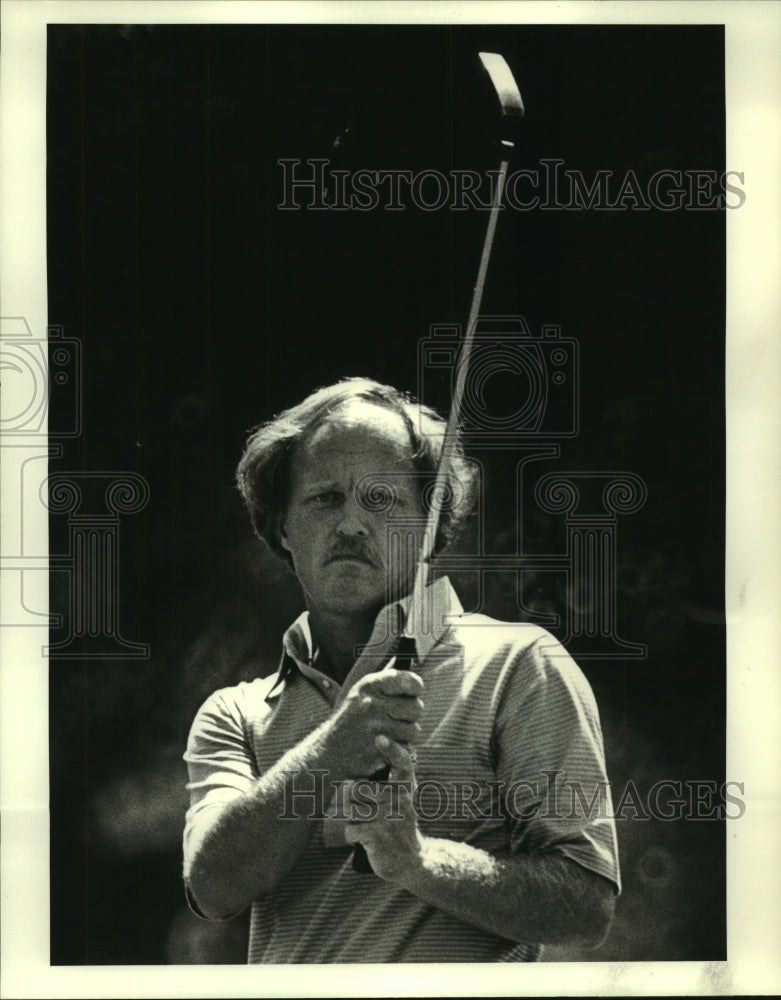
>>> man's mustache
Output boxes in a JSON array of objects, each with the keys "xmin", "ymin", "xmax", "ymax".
[{"xmin": 326, "ymin": 541, "xmax": 378, "ymax": 567}]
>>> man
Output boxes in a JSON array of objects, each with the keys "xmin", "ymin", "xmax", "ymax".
[{"xmin": 182, "ymin": 377, "xmax": 620, "ymax": 963}]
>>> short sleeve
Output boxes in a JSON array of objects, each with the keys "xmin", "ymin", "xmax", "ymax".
[
  {"xmin": 182, "ymin": 684, "xmax": 267, "ymax": 881},
  {"xmin": 494, "ymin": 637, "xmax": 621, "ymax": 893}
]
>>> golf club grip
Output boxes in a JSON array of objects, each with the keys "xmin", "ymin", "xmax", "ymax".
[{"xmin": 351, "ymin": 635, "xmax": 417, "ymax": 874}]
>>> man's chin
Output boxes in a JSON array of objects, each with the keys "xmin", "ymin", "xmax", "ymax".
[
  {"xmin": 319, "ymin": 593, "xmax": 387, "ymax": 619},
  {"xmin": 307, "ymin": 564, "xmax": 414, "ymax": 618}
]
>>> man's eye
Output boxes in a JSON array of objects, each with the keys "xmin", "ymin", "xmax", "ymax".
[
  {"xmin": 310, "ymin": 491, "xmax": 342, "ymax": 507},
  {"xmin": 359, "ymin": 482, "xmax": 398, "ymax": 513}
]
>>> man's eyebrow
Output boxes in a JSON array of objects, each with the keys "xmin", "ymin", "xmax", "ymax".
[
  {"xmin": 360, "ymin": 473, "xmax": 417, "ymax": 486},
  {"xmin": 301, "ymin": 480, "xmax": 341, "ymax": 492}
]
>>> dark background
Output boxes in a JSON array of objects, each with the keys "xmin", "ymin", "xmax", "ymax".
[{"xmin": 47, "ymin": 23, "xmax": 726, "ymax": 963}]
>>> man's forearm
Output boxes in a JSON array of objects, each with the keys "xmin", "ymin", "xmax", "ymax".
[
  {"xmin": 346, "ymin": 738, "xmax": 616, "ymax": 947},
  {"xmin": 393, "ymin": 836, "xmax": 616, "ymax": 947},
  {"xmin": 186, "ymin": 666, "xmax": 426, "ymax": 919},
  {"xmin": 186, "ymin": 719, "xmax": 345, "ymax": 919}
]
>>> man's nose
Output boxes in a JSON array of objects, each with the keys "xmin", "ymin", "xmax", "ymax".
[{"xmin": 335, "ymin": 496, "xmax": 370, "ymax": 537}]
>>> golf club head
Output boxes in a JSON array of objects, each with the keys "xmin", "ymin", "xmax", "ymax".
[{"xmin": 478, "ymin": 52, "xmax": 525, "ymax": 148}]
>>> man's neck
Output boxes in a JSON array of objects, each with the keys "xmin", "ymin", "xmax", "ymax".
[{"xmin": 307, "ymin": 607, "xmax": 382, "ymax": 684}]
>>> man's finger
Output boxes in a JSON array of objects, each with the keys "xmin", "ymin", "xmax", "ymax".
[
  {"xmin": 344, "ymin": 823, "xmax": 367, "ymax": 846},
  {"xmin": 375, "ymin": 734, "xmax": 416, "ymax": 782},
  {"xmin": 377, "ymin": 669, "xmax": 424, "ymax": 697},
  {"xmin": 374, "ymin": 692, "xmax": 424, "ymax": 722}
]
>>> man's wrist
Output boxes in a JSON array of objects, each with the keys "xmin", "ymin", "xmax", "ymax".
[
  {"xmin": 309, "ymin": 715, "xmax": 356, "ymax": 785},
  {"xmin": 397, "ymin": 833, "xmax": 502, "ymax": 889},
  {"xmin": 383, "ymin": 829, "xmax": 429, "ymax": 890}
]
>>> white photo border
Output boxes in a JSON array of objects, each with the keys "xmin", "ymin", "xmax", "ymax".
[{"xmin": 1, "ymin": 1, "xmax": 779, "ymax": 996}]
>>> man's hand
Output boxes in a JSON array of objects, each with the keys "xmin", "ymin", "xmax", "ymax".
[
  {"xmin": 344, "ymin": 734, "xmax": 423, "ymax": 880},
  {"xmin": 325, "ymin": 669, "xmax": 424, "ymax": 778},
  {"xmin": 343, "ymin": 737, "xmax": 617, "ymax": 949}
]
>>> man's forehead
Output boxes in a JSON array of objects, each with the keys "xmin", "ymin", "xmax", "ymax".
[{"xmin": 302, "ymin": 401, "xmax": 414, "ymax": 457}]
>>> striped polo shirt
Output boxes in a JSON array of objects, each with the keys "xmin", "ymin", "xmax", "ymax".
[{"xmin": 183, "ymin": 576, "xmax": 620, "ymax": 963}]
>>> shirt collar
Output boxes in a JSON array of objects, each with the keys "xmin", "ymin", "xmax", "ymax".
[
  {"xmin": 265, "ymin": 575, "xmax": 462, "ymax": 702},
  {"xmin": 282, "ymin": 612, "xmax": 316, "ymax": 672},
  {"xmin": 262, "ymin": 614, "xmax": 313, "ymax": 703},
  {"xmin": 381, "ymin": 573, "xmax": 462, "ymax": 662}
]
